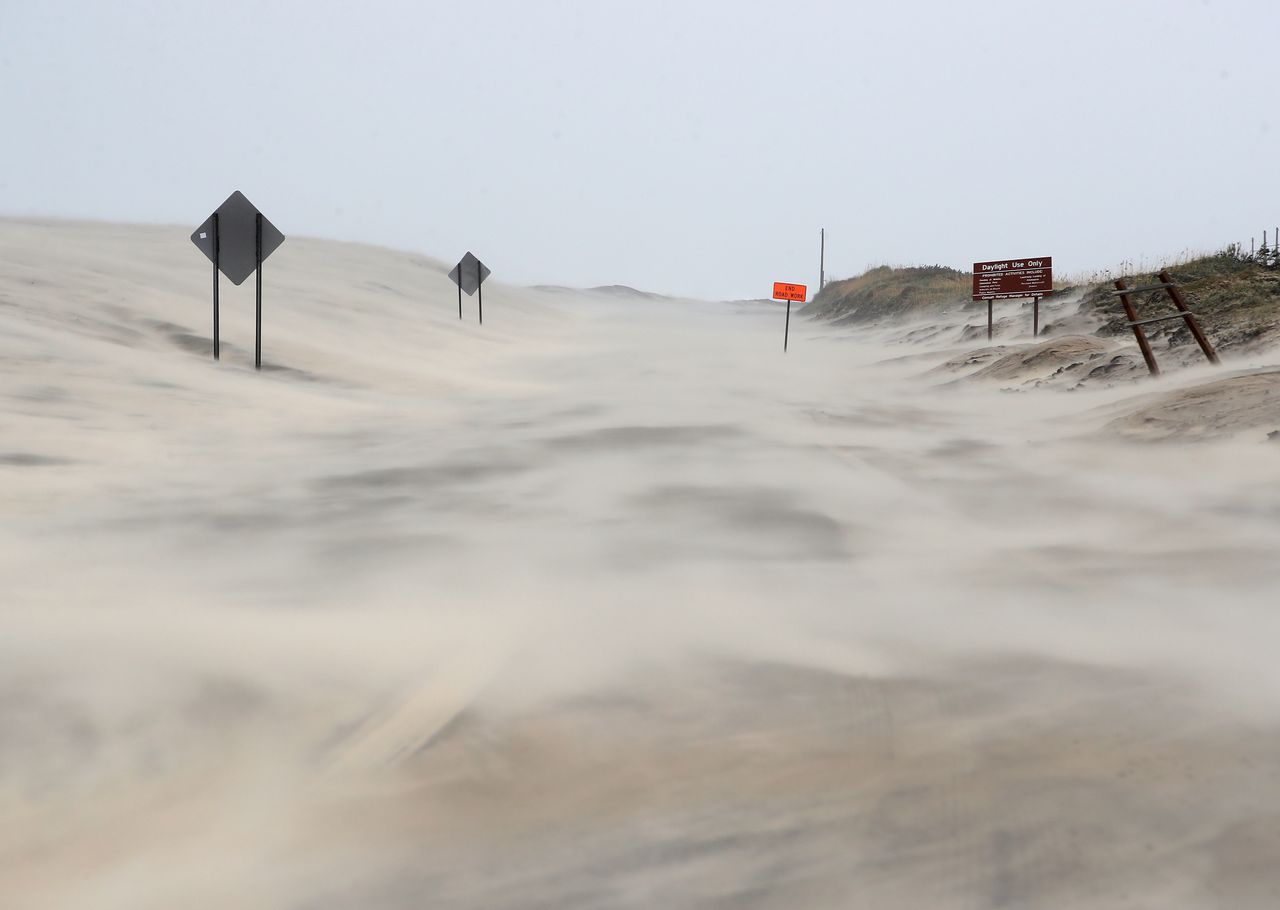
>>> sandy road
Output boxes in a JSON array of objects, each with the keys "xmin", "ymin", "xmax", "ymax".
[{"xmin": 2, "ymin": 220, "xmax": 1280, "ymax": 908}]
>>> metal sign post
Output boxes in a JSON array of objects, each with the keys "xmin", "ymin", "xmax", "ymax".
[
  {"xmin": 448, "ymin": 252, "xmax": 491, "ymax": 324},
  {"xmin": 772, "ymin": 282, "xmax": 807, "ymax": 352},
  {"xmin": 972, "ymin": 257, "xmax": 1053, "ymax": 340},
  {"xmin": 255, "ymin": 213, "xmax": 263, "ymax": 370},
  {"xmin": 212, "ymin": 213, "xmax": 220, "ymax": 360},
  {"xmin": 191, "ymin": 191, "xmax": 285, "ymax": 369}
]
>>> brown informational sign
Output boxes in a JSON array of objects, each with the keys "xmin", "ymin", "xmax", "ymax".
[
  {"xmin": 971, "ymin": 257, "xmax": 1052, "ymax": 300},
  {"xmin": 773, "ymin": 282, "xmax": 807, "ymax": 302}
]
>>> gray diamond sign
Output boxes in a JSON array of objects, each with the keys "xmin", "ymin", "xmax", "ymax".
[
  {"xmin": 448, "ymin": 251, "xmax": 490, "ymax": 325},
  {"xmin": 191, "ymin": 191, "xmax": 285, "ymax": 286},
  {"xmin": 191, "ymin": 190, "xmax": 286, "ymax": 369},
  {"xmin": 448, "ymin": 252, "xmax": 490, "ymax": 296}
]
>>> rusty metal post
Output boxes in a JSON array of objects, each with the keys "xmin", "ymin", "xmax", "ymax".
[
  {"xmin": 987, "ymin": 299, "xmax": 993, "ymax": 341},
  {"xmin": 1033, "ymin": 295, "xmax": 1040, "ymax": 337},
  {"xmin": 1159, "ymin": 269, "xmax": 1219, "ymax": 364},
  {"xmin": 1115, "ymin": 278, "xmax": 1159, "ymax": 376}
]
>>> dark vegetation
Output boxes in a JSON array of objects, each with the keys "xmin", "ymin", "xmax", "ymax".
[
  {"xmin": 807, "ymin": 248, "xmax": 1280, "ymax": 356},
  {"xmin": 805, "ymin": 265, "xmax": 970, "ymax": 323},
  {"xmin": 1081, "ymin": 253, "xmax": 1280, "ymax": 354}
]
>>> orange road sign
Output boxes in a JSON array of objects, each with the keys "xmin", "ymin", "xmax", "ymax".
[{"xmin": 773, "ymin": 282, "xmax": 807, "ymax": 302}]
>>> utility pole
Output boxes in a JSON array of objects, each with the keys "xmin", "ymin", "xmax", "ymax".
[{"xmin": 819, "ymin": 228, "xmax": 825, "ymax": 291}]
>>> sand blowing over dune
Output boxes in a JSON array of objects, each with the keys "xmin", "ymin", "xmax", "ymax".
[{"xmin": 3, "ymin": 220, "xmax": 1280, "ymax": 909}]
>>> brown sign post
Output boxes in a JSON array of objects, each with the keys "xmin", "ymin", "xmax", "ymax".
[{"xmin": 972, "ymin": 257, "xmax": 1053, "ymax": 340}]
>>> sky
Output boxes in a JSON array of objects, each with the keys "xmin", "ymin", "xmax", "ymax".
[{"xmin": 1, "ymin": 0, "xmax": 1277, "ymax": 299}]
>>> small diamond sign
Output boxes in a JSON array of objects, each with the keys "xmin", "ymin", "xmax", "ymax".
[
  {"xmin": 448, "ymin": 252, "xmax": 490, "ymax": 296},
  {"xmin": 191, "ymin": 191, "xmax": 285, "ymax": 286}
]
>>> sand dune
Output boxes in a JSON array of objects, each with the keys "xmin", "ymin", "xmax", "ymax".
[
  {"xmin": 1103, "ymin": 370, "xmax": 1280, "ymax": 441},
  {"xmin": 3, "ymin": 219, "xmax": 1280, "ymax": 909},
  {"xmin": 930, "ymin": 335, "xmax": 1116, "ymax": 386}
]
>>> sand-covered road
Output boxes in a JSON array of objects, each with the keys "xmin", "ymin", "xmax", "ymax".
[{"xmin": 3, "ymin": 220, "xmax": 1280, "ymax": 909}]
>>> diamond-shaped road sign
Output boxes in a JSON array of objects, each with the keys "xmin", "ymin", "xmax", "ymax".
[
  {"xmin": 448, "ymin": 251, "xmax": 491, "ymax": 296},
  {"xmin": 191, "ymin": 191, "xmax": 285, "ymax": 286}
]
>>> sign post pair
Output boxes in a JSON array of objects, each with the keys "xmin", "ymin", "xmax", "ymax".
[
  {"xmin": 191, "ymin": 191, "xmax": 285, "ymax": 369},
  {"xmin": 971, "ymin": 257, "xmax": 1053, "ymax": 341},
  {"xmin": 772, "ymin": 281, "xmax": 807, "ymax": 352},
  {"xmin": 448, "ymin": 252, "xmax": 490, "ymax": 324}
]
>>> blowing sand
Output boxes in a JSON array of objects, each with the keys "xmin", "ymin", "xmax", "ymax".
[{"xmin": 2, "ymin": 219, "xmax": 1280, "ymax": 909}]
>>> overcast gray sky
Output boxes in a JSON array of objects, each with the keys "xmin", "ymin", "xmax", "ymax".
[{"xmin": 2, "ymin": 0, "xmax": 1276, "ymax": 299}]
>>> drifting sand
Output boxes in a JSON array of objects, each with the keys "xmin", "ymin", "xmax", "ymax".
[
  {"xmin": 931, "ymin": 335, "xmax": 1115, "ymax": 386},
  {"xmin": 3, "ymin": 219, "xmax": 1280, "ymax": 909},
  {"xmin": 1104, "ymin": 370, "xmax": 1280, "ymax": 441}
]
